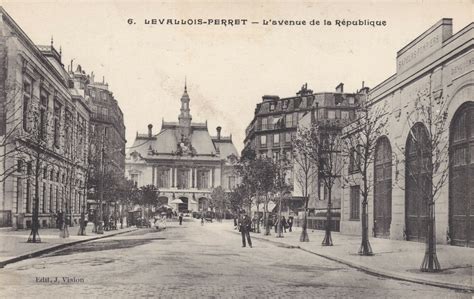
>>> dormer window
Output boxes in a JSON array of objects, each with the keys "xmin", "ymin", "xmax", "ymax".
[
  {"xmin": 282, "ymin": 100, "xmax": 288, "ymax": 109},
  {"xmin": 270, "ymin": 103, "xmax": 275, "ymax": 111}
]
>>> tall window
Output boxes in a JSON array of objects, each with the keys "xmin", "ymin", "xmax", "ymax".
[
  {"xmin": 53, "ymin": 100, "xmax": 61, "ymax": 148},
  {"xmin": 55, "ymin": 186, "xmax": 59, "ymax": 211},
  {"xmin": 177, "ymin": 169, "xmax": 189, "ymax": 189},
  {"xmin": 23, "ymin": 79, "xmax": 32, "ymax": 132},
  {"xmin": 197, "ymin": 170, "xmax": 210, "ymax": 189},
  {"xmin": 261, "ymin": 118, "xmax": 267, "ymax": 130},
  {"xmin": 285, "ymin": 114, "xmax": 292, "ymax": 127},
  {"xmin": 341, "ymin": 111, "xmax": 349, "ymax": 120},
  {"xmin": 64, "ymin": 110, "xmax": 73, "ymax": 157},
  {"xmin": 77, "ymin": 116, "xmax": 86, "ymax": 162},
  {"xmin": 285, "ymin": 132, "xmax": 291, "ymax": 143},
  {"xmin": 157, "ymin": 169, "xmax": 170, "ymax": 188},
  {"xmin": 350, "ymin": 185, "xmax": 360, "ymax": 220},
  {"xmin": 272, "ymin": 151, "xmax": 280, "ymax": 161},
  {"xmin": 26, "ymin": 179, "xmax": 31, "ymax": 213},
  {"xmin": 260, "ymin": 135, "xmax": 267, "ymax": 147},
  {"xmin": 50, "ymin": 185, "xmax": 53, "ymax": 212},
  {"xmin": 349, "ymin": 146, "xmax": 361, "ymax": 173},
  {"xmin": 273, "ymin": 133, "xmax": 280, "ymax": 145},
  {"xmin": 328, "ymin": 110, "xmax": 336, "ymax": 119},
  {"xmin": 39, "ymin": 89, "xmax": 48, "ymax": 140},
  {"xmin": 42, "ymin": 183, "xmax": 47, "ymax": 213}
]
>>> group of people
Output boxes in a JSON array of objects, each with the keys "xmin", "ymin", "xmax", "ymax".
[
  {"xmin": 271, "ymin": 215, "xmax": 294, "ymax": 233},
  {"xmin": 235, "ymin": 214, "xmax": 295, "ymax": 248}
]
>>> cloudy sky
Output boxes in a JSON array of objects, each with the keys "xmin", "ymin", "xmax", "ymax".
[{"xmin": 2, "ymin": 0, "xmax": 472, "ymax": 152}]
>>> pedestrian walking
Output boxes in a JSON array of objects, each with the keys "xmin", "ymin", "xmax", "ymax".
[
  {"xmin": 179, "ymin": 213, "xmax": 183, "ymax": 225},
  {"xmin": 281, "ymin": 216, "xmax": 287, "ymax": 233},
  {"xmin": 239, "ymin": 214, "xmax": 252, "ymax": 248},
  {"xmin": 288, "ymin": 216, "xmax": 293, "ymax": 232},
  {"xmin": 274, "ymin": 215, "xmax": 279, "ymax": 233}
]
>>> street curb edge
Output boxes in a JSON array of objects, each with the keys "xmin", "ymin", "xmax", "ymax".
[{"xmin": 0, "ymin": 228, "xmax": 138, "ymax": 269}]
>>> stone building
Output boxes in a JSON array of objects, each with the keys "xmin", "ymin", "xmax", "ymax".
[
  {"xmin": 0, "ymin": 8, "xmax": 90, "ymax": 228},
  {"xmin": 295, "ymin": 85, "xmax": 368, "ymax": 213},
  {"xmin": 85, "ymin": 74, "xmax": 126, "ymax": 215},
  {"xmin": 87, "ymin": 76, "xmax": 126, "ymax": 173},
  {"xmin": 244, "ymin": 83, "xmax": 367, "ymax": 215},
  {"xmin": 125, "ymin": 85, "xmax": 238, "ymax": 212},
  {"xmin": 340, "ymin": 19, "xmax": 473, "ymax": 247}
]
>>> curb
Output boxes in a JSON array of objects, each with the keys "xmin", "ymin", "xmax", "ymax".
[
  {"xmin": 232, "ymin": 230, "xmax": 473, "ymax": 293},
  {"xmin": 0, "ymin": 228, "xmax": 138, "ymax": 269}
]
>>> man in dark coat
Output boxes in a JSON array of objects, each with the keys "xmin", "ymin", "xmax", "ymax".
[{"xmin": 239, "ymin": 214, "xmax": 252, "ymax": 248}]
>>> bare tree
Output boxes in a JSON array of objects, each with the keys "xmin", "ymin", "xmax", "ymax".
[
  {"xmin": 270, "ymin": 150, "xmax": 291, "ymax": 238},
  {"xmin": 342, "ymin": 102, "xmax": 388, "ymax": 255},
  {"xmin": 293, "ymin": 132, "xmax": 318, "ymax": 242},
  {"xmin": 300, "ymin": 121, "xmax": 345, "ymax": 246},
  {"xmin": 395, "ymin": 92, "xmax": 449, "ymax": 272},
  {"xmin": 0, "ymin": 79, "xmax": 69, "ymax": 242}
]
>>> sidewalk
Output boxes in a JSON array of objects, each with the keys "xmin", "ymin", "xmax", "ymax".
[
  {"xmin": 214, "ymin": 220, "xmax": 473, "ymax": 292},
  {"xmin": 0, "ymin": 224, "xmax": 137, "ymax": 268}
]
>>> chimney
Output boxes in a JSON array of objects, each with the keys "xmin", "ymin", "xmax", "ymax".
[
  {"xmin": 336, "ymin": 83, "xmax": 344, "ymax": 93},
  {"xmin": 216, "ymin": 126, "xmax": 222, "ymax": 140},
  {"xmin": 148, "ymin": 124, "xmax": 153, "ymax": 137}
]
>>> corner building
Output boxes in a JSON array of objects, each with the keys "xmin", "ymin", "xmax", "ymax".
[
  {"xmin": 125, "ymin": 85, "xmax": 239, "ymax": 212},
  {"xmin": 0, "ymin": 8, "xmax": 90, "ymax": 228},
  {"xmin": 340, "ymin": 19, "xmax": 473, "ymax": 247}
]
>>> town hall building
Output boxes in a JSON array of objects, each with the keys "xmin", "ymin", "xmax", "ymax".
[{"xmin": 125, "ymin": 85, "xmax": 239, "ymax": 212}]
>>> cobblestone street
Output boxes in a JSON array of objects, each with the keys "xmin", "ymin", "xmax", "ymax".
[{"xmin": 0, "ymin": 220, "xmax": 470, "ymax": 298}]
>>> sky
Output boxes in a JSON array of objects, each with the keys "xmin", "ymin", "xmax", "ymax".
[{"xmin": 1, "ymin": 0, "xmax": 472, "ymax": 153}]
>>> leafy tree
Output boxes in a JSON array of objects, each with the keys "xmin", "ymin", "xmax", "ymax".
[{"xmin": 139, "ymin": 184, "xmax": 159, "ymax": 220}]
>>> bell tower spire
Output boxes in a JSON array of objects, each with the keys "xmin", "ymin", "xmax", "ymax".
[{"xmin": 178, "ymin": 81, "xmax": 192, "ymax": 139}]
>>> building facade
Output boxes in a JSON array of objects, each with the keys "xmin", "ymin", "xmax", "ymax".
[
  {"xmin": 294, "ymin": 85, "xmax": 368, "ymax": 212},
  {"xmin": 0, "ymin": 8, "xmax": 91, "ymax": 228},
  {"xmin": 125, "ymin": 85, "xmax": 238, "ymax": 212},
  {"xmin": 244, "ymin": 83, "xmax": 367, "ymax": 214},
  {"xmin": 340, "ymin": 19, "xmax": 473, "ymax": 247}
]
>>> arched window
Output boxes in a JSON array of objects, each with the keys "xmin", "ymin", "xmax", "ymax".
[
  {"xmin": 449, "ymin": 102, "xmax": 474, "ymax": 247},
  {"xmin": 405, "ymin": 123, "xmax": 431, "ymax": 242},
  {"xmin": 373, "ymin": 136, "xmax": 392, "ymax": 238}
]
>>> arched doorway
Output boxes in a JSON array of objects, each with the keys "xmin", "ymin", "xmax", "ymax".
[
  {"xmin": 198, "ymin": 197, "xmax": 208, "ymax": 211},
  {"xmin": 178, "ymin": 197, "xmax": 188, "ymax": 212},
  {"xmin": 374, "ymin": 136, "xmax": 392, "ymax": 238},
  {"xmin": 449, "ymin": 102, "xmax": 474, "ymax": 247},
  {"xmin": 405, "ymin": 122, "xmax": 431, "ymax": 242}
]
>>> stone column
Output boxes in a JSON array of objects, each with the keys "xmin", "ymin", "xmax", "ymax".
[
  {"xmin": 211, "ymin": 168, "xmax": 215, "ymax": 188},
  {"xmin": 188, "ymin": 169, "xmax": 192, "ymax": 189},
  {"xmin": 174, "ymin": 168, "xmax": 178, "ymax": 188},
  {"xmin": 168, "ymin": 168, "xmax": 172, "ymax": 188},
  {"xmin": 152, "ymin": 166, "xmax": 155, "ymax": 187}
]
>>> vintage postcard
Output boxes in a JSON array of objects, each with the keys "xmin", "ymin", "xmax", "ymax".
[{"xmin": 0, "ymin": 0, "xmax": 472, "ymax": 298}]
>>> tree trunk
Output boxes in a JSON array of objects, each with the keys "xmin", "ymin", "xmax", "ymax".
[
  {"xmin": 276, "ymin": 193, "xmax": 283, "ymax": 238},
  {"xmin": 300, "ymin": 199, "xmax": 309, "ymax": 242},
  {"xmin": 28, "ymin": 157, "xmax": 41, "ymax": 243},
  {"xmin": 264, "ymin": 199, "xmax": 271, "ymax": 236},
  {"xmin": 322, "ymin": 186, "xmax": 333, "ymax": 246},
  {"xmin": 358, "ymin": 198, "xmax": 373, "ymax": 255},
  {"xmin": 421, "ymin": 201, "xmax": 441, "ymax": 272}
]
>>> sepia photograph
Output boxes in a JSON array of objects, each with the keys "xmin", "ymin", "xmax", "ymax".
[{"xmin": 0, "ymin": 0, "xmax": 472, "ymax": 298}]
